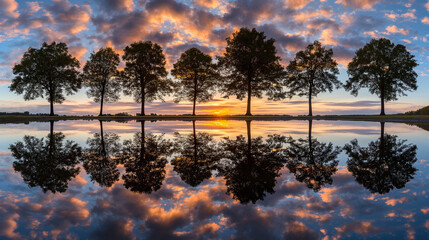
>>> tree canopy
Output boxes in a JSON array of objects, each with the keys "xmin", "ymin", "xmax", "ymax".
[
  {"xmin": 83, "ymin": 47, "xmax": 121, "ymax": 116},
  {"xmin": 172, "ymin": 48, "xmax": 219, "ymax": 115},
  {"xmin": 218, "ymin": 28, "xmax": 286, "ymax": 116},
  {"xmin": 10, "ymin": 42, "xmax": 81, "ymax": 116},
  {"xmin": 171, "ymin": 121, "xmax": 220, "ymax": 187},
  {"xmin": 122, "ymin": 41, "xmax": 173, "ymax": 116},
  {"xmin": 345, "ymin": 38, "xmax": 418, "ymax": 115},
  {"xmin": 9, "ymin": 121, "xmax": 82, "ymax": 193},
  {"xmin": 120, "ymin": 121, "xmax": 173, "ymax": 193},
  {"xmin": 82, "ymin": 121, "xmax": 121, "ymax": 187},
  {"xmin": 344, "ymin": 123, "xmax": 418, "ymax": 194},
  {"xmin": 284, "ymin": 120, "xmax": 341, "ymax": 192},
  {"xmin": 285, "ymin": 41, "xmax": 340, "ymax": 116},
  {"xmin": 217, "ymin": 121, "xmax": 287, "ymax": 204}
]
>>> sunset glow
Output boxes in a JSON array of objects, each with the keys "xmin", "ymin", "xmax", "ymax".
[{"xmin": 0, "ymin": 0, "xmax": 427, "ymax": 116}]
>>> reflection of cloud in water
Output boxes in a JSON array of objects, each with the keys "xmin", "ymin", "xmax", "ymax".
[{"xmin": 0, "ymin": 120, "xmax": 427, "ymax": 239}]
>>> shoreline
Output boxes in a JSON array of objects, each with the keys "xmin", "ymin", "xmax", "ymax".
[{"xmin": 1, "ymin": 114, "xmax": 429, "ymax": 124}]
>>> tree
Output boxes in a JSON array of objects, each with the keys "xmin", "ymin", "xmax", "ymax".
[
  {"xmin": 344, "ymin": 122, "xmax": 418, "ymax": 194},
  {"xmin": 83, "ymin": 47, "xmax": 121, "ymax": 116},
  {"xmin": 345, "ymin": 38, "xmax": 418, "ymax": 115},
  {"xmin": 120, "ymin": 121, "xmax": 173, "ymax": 193},
  {"xmin": 172, "ymin": 48, "xmax": 219, "ymax": 116},
  {"xmin": 285, "ymin": 41, "xmax": 340, "ymax": 116},
  {"xmin": 218, "ymin": 28, "xmax": 286, "ymax": 116},
  {"xmin": 122, "ymin": 41, "xmax": 173, "ymax": 116},
  {"xmin": 285, "ymin": 120, "xmax": 341, "ymax": 192},
  {"xmin": 171, "ymin": 120, "xmax": 220, "ymax": 187},
  {"xmin": 9, "ymin": 121, "xmax": 82, "ymax": 193},
  {"xmin": 10, "ymin": 42, "xmax": 81, "ymax": 116},
  {"xmin": 217, "ymin": 120, "xmax": 287, "ymax": 204},
  {"xmin": 82, "ymin": 120, "xmax": 121, "ymax": 187}
]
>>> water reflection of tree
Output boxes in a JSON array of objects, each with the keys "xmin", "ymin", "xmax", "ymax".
[
  {"xmin": 9, "ymin": 121, "xmax": 82, "ymax": 193},
  {"xmin": 344, "ymin": 122, "xmax": 418, "ymax": 194},
  {"xmin": 285, "ymin": 120, "xmax": 341, "ymax": 192},
  {"xmin": 171, "ymin": 120, "xmax": 220, "ymax": 187},
  {"xmin": 82, "ymin": 120, "xmax": 121, "ymax": 187},
  {"xmin": 120, "ymin": 121, "xmax": 173, "ymax": 193},
  {"xmin": 217, "ymin": 120, "xmax": 287, "ymax": 204}
]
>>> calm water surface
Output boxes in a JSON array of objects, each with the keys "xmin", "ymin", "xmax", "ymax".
[{"xmin": 0, "ymin": 120, "xmax": 428, "ymax": 239}]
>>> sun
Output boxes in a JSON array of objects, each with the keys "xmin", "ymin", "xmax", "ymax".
[{"xmin": 213, "ymin": 109, "xmax": 228, "ymax": 116}]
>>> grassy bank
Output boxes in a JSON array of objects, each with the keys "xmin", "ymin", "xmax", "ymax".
[{"xmin": 1, "ymin": 114, "xmax": 429, "ymax": 124}]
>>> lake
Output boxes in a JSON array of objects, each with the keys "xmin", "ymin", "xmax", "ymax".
[{"xmin": 0, "ymin": 120, "xmax": 428, "ymax": 239}]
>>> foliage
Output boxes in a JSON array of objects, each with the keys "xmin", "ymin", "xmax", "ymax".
[
  {"xmin": 171, "ymin": 123, "xmax": 220, "ymax": 187},
  {"xmin": 82, "ymin": 121, "xmax": 121, "ymax": 187},
  {"xmin": 10, "ymin": 42, "xmax": 81, "ymax": 116},
  {"xmin": 345, "ymin": 38, "xmax": 418, "ymax": 115},
  {"xmin": 83, "ymin": 47, "xmax": 121, "ymax": 115},
  {"xmin": 285, "ymin": 40, "xmax": 340, "ymax": 116},
  {"xmin": 217, "ymin": 131, "xmax": 288, "ymax": 204},
  {"xmin": 120, "ymin": 122, "xmax": 173, "ymax": 193},
  {"xmin": 217, "ymin": 28, "xmax": 286, "ymax": 115},
  {"xmin": 344, "ymin": 132, "xmax": 417, "ymax": 194},
  {"xmin": 9, "ymin": 123, "xmax": 82, "ymax": 193},
  {"xmin": 172, "ymin": 48, "xmax": 219, "ymax": 115},
  {"xmin": 285, "ymin": 137, "xmax": 340, "ymax": 192},
  {"xmin": 122, "ymin": 41, "xmax": 173, "ymax": 115}
]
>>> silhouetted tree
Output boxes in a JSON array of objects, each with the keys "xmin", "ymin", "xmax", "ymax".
[
  {"xmin": 345, "ymin": 38, "xmax": 418, "ymax": 115},
  {"xmin": 82, "ymin": 121, "xmax": 121, "ymax": 187},
  {"xmin": 83, "ymin": 47, "xmax": 121, "ymax": 116},
  {"xmin": 122, "ymin": 41, "xmax": 173, "ymax": 116},
  {"xmin": 218, "ymin": 28, "xmax": 286, "ymax": 116},
  {"xmin": 217, "ymin": 120, "xmax": 287, "ymax": 203},
  {"xmin": 344, "ymin": 122, "xmax": 418, "ymax": 194},
  {"xmin": 120, "ymin": 121, "xmax": 173, "ymax": 193},
  {"xmin": 285, "ymin": 120, "xmax": 341, "ymax": 192},
  {"xmin": 10, "ymin": 42, "xmax": 81, "ymax": 116},
  {"xmin": 172, "ymin": 48, "xmax": 219, "ymax": 115},
  {"xmin": 285, "ymin": 41, "xmax": 340, "ymax": 116},
  {"xmin": 9, "ymin": 121, "xmax": 82, "ymax": 193},
  {"xmin": 171, "ymin": 120, "xmax": 220, "ymax": 187}
]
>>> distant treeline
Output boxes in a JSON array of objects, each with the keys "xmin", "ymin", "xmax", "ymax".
[
  {"xmin": 0, "ymin": 112, "xmax": 30, "ymax": 116},
  {"xmin": 405, "ymin": 106, "xmax": 429, "ymax": 115},
  {"xmin": 9, "ymin": 28, "xmax": 418, "ymax": 117}
]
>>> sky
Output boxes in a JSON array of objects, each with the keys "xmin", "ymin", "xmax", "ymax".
[{"xmin": 0, "ymin": 0, "xmax": 428, "ymax": 116}]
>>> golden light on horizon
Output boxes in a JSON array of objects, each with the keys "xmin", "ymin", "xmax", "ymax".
[{"xmin": 212, "ymin": 108, "xmax": 229, "ymax": 116}]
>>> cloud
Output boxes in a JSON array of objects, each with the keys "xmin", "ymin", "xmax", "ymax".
[
  {"xmin": 385, "ymin": 25, "xmax": 409, "ymax": 35},
  {"xmin": 285, "ymin": 0, "xmax": 314, "ymax": 10},
  {"xmin": 335, "ymin": 0, "xmax": 381, "ymax": 9},
  {"xmin": 46, "ymin": 0, "xmax": 92, "ymax": 35},
  {"xmin": 0, "ymin": 80, "xmax": 11, "ymax": 86},
  {"xmin": 97, "ymin": 0, "xmax": 135, "ymax": 13},
  {"xmin": 335, "ymin": 221, "xmax": 381, "ymax": 236},
  {"xmin": 422, "ymin": 17, "xmax": 429, "ymax": 25},
  {"xmin": 0, "ymin": 0, "xmax": 19, "ymax": 18}
]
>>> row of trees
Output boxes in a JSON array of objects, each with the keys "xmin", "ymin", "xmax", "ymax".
[
  {"xmin": 9, "ymin": 120, "xmax": 418, "ymax": 203},
  {"xmin": 10, "ymin": 28, "xmax": 418, "ymax": 116}
]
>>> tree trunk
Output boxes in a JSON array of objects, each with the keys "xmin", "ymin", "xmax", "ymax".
[
  {"xmin": 246, "ymin": 120, "xmax": 252, "ymax": 161},
  {"xmin": 140, "ymin": 120, "xmax": 145, "ymax": 161},
  {"xmin": 141, "ymin": 83, "xmax": 145, "ymax": 116},
  {"xmin": 380, "ymin": 121, "xmax": 385, "ymax": 161},
  {"xmin": 99, "ymin": 81, "xmax": 106, "ymax": 116},
  {"xmin": 193, "ymin": 75, "xmax": 197, "ymax": 116},
  {"xmin": 245, "ymin": 75, "xmax": 252, "ymax": 116},
  {"xmin": 308, "ymin": 84, "xmax": 313, "ymax": 117},
  {"xmin": 50, "ymin": 120, "xmax": 54, "ymax": 136},
  {"xmin": 49, "ymin": 92, "xmax": 55, "ymax": 116},
  {"xmin": 100, "ymin": 120, "xmax": 106, "ymax": 157},
  {"xmin": 380, "ymin": 96, "xmax": 385, "ymax": 116},
  {"xmin": 193, "ymin": 120, "xmax": 197, "ymax": 162},
  {"xmin": 308, "ymin": 119, "xmax": 314, "ymax": 162}
]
